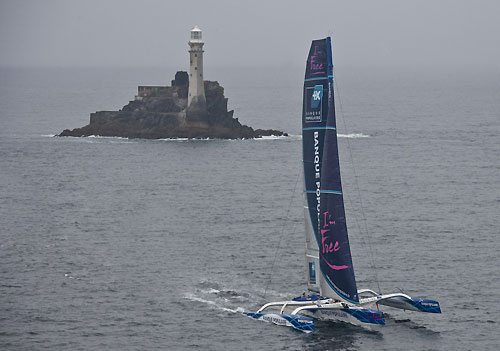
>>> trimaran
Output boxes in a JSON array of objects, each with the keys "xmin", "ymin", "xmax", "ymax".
[{"xmin": 244, "ymin": 37, "xmax": 441, "ymax": 332}]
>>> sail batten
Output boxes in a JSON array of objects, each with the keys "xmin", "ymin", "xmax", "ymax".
[
  {"xmin": 302, "ymin": 37, "xmax": 359, "ymax": 304},
  {"xmin": 302, "ymin": 126, "xmax": 337, "ymax": 130}
]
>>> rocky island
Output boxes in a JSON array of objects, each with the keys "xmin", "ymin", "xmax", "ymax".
[
  {"xmin": 59, "ymin": 26, "xmax": 286, "ymax": 140},
  {"xmin": 59, "ymin": 71, "xmax": 286, "ymax": 139}
]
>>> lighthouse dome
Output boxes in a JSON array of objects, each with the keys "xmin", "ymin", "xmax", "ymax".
[{"xmin": 190, "ymin": 26, "xmax": 203, "ymax": 42}]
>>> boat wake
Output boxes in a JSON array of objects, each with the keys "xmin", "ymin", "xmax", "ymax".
[
  {"xmin": 183, "ymin": 292, "xmax": 245, "ymax": 314},
  {"xmin": 183, "ymin": 281, "xmax": 250, "ymax": 314}
]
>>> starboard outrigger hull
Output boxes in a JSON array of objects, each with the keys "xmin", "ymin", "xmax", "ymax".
[{"xmin": 358, "ymin": 289, "xmax": 442, "ymax": 314}]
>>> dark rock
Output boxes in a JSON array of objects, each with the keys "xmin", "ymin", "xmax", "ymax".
[
  {"xmin": 254, "ymin": 129, "xmax": 288, "ymax": 137},
  {"xmin": 59, "ymin": 71, "xmax": 286, "ymax": 139},
  {"xmin": 171, "ymin": 71, "xmax": 188, "ymax": 87}
]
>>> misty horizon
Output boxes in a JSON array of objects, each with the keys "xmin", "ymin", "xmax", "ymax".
[{"xmin": 1, "ymin": 0, "xmax": 500, "ymax": 70}]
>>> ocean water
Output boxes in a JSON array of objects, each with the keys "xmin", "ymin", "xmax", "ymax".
[{"xmin": 0, "ymin": 65, "xmax": 499, "ymax": 350}]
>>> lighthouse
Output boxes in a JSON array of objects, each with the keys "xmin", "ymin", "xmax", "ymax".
[{"xmin": 188, "ymin": 26, "xmax": 206, "ymax": 109}]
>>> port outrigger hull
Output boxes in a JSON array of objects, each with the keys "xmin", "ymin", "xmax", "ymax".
[{"xmin": 243, "ymin": 312, "xmax": 315, "ymax": 333}]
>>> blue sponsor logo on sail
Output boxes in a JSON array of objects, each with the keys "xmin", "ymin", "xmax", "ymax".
[
  {"xmin": 311, "ymin": 85, "xmax": 323, "ymax": 108},
  {"xmin": 305, "ymin": 85, "xmax": 323, "ymax": 122}
]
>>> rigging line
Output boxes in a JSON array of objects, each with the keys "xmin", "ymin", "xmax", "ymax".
[
  {"xmin": 338, "ymin": 160, "xmax": 375, "ymax": 289},
  {"xmin": 333, "ymin": 69, "xmax": 382, "ymax": 294},
  {"xmin": 335, "ymin": 73, "xmax": 381, "ymax": 294},
  {"xmin": 263, "ymin": 167, "xmax": 301, "ymax": 299}
]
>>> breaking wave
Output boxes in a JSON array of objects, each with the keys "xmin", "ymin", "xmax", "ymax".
[
  {"xmin": 338, "ymin": 133, "xmax": 370, "ymax": 138},
  {"xmin": 255, "ymin": 135, "xmax": 290, "ymax": 140},
  {"xmin": 293, "ymin": 133, "xmax": 369, "ymax": 140}
]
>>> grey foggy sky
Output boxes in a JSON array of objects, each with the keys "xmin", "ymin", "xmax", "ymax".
[{"xmin": 1, "ymin": 0, "xmax": 499, "ymax": 69}]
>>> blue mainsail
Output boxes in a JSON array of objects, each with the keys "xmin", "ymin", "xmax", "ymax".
[{"xmin": 302, "ymin": 38, "xmax": 359, "ymax": 304}]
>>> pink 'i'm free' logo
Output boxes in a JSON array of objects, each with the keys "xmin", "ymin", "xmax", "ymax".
[
  {"xmin": 310, "ymin": 45, "xmax": 326, "ymax": 74},
  {"xmin": 320, "ymin": 211, "xmax": 348, "ymax": 271}
]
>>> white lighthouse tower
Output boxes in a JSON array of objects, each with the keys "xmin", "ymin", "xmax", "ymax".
[{"xmin": 188, "ymin": 26, "xmax": 206, "ymax": 109}]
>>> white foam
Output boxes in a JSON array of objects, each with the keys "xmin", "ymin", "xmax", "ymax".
[
  {"xmin": 87, "ymin": 135, "xmax": 130, "ymax": 140},
  {"xmin": 54, "ymin": 135, "xmax": 297, "ymax": 142},
  {"xmin": 264, "ymin": 134, "xmax": 369, "ymax": 140},
  {"xmin": 183, "ymin": 292, "xmax": 242, "ymax": 314},
  {"xmin": 204, "ymin": 288, "xmax": 221, "ymax": 294},
  {"xmin": 338, "ymin": 133, "xmax": 370, "ymax": 138},
  {"xmin": 256, "ymin": 135, "xmax": 288, "ymax": 140},
  {"xmin": 156, "ymin": 137, "xmax": 228, "ymax": 142},
  {"xmin": 57, "ymin": 135, "xmax": 131, "ymax": 142},
  {"xmin": 157, "ymin": 138, "xmax": 190, "ymax": 141}
]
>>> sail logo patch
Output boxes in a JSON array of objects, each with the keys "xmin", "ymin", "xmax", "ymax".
[
  {"xmin": 311, "ymin": 85, "xmax": 323, "ymax": 108},
  {"xmin": 309, "ymin": 261, "xmax": 316, "ymax": 284},
  {"xmin": 305, "ymin": 85, "xmax": 323, "ymax": 122}
]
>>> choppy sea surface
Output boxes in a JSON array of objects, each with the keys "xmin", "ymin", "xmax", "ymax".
[{"xmin": 1, "ymin": 65, "xmax": 499, "ymax": 350}]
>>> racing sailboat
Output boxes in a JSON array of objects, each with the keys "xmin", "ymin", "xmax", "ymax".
[{"xmin": 243, "ymin": 37, "xmax": 441, "ymax": 333}]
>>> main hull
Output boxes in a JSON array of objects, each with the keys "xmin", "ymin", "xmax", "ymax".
[
  {"xmin": 308, "ymin": 308, "xmax": 385, "ymax": 326},
  {"xmin": 244, "ymin": 294, "xmax": 385, "ymax": 332},
  {"xmin": 243, "ymin": 307, "xmax": 384, "ymax": 333}
]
